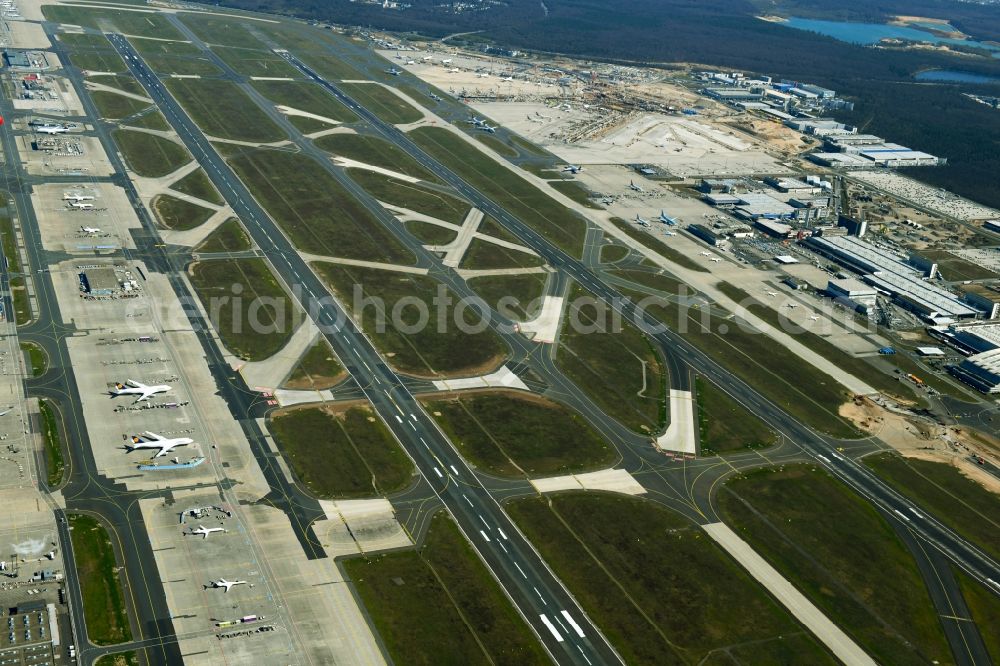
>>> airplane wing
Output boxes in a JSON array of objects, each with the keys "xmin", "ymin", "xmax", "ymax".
[{"xmin": 142, "ymin": 431, "xmax": 165, "ymax": 441}]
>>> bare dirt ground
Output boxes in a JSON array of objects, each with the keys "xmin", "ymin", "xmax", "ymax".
[{"xmin": 841, "ymin": 396, "xmax": 1000, "ymax": 495}]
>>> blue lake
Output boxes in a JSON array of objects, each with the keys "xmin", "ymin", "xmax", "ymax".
[
  {"xmin": 915, "ymin": 69, "xmax": 1000, "ymax": 83},
  {"xmin": 783, "ymin": 17, "xmax": 1000, "ymax": 58}
]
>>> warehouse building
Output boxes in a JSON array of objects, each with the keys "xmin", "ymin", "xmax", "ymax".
[
  {"xmin": 3, "ymin": 50, "xmax": 31, "ymax": 68},
  {"xmin": 687, "ymin": 223, "xmax": 729, "ymax": 247},
  {"xmin": 765, "ymin": 176, "xmax": 817, "ymax": 194},
  {"xmin": 960, "ymin": 284, "xmax": 1000, "ymax": 320},
  {"xmin": 806, "ymin": 235, "xmax": 982, "ymax": 320},
  {"xmin": 808, "ymin": 152, "xmax": 872, "ymax": 168},
  {"xmin": 857, "ymin": 146, "xmax": 941, "ymax": 167},
  {"xmin": 936, "ymin": 322, "xmax": 1000, "ymax": 393},
  {"xmin": 80, "ymin": 267, "xmax": 121, "ymax": 296},
  {"xmin": 827, "ymin": 278, "xmax": 877, "ymax": 311}
]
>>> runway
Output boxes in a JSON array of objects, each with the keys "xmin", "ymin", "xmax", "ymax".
[{"xmin": 109, "ymin": 32, "xmax": 622, "ymax": 666}]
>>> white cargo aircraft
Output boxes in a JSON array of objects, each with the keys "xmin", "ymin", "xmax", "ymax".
[
  {"xmin": 634, "ymin": 214, "xmax": 650, "ymax": 227},
  {"xmin": 80, "ymin": 226, "xmax": 101, "ymax": 234},
  {"xmin": 710, "ymin": 257, "xmax": 722, "ymax": 263},
  {"xmin": 478, "ymin": 124, "xmax": 497, "ymax": 134},
  {"xmin": 110, "ymin": 379, "xmax": 171, "ymax": 402},
  {"xmin": 63, "ymin": 194, "xmax": 94, "ymax": 202},
  {"xmin": 36, "ymin": 124, "xmax": 69, "ymax": 134},
  {"xmin": 187, "ymin": 525, "xmax": 226, "ymax": 539},
  {"xmin": 127, "ymin": 432, "xmax": 192, "ymax": 457},
  {"xmin": 628, "ymin": 180, "xmax": 644, "ymax": 193},
  {"xmin": 207, "ymin": 579, "xmax": 246, "ymax": 593},
  {"xmin": 563, "ymin": 165, "xmax": 583, "ymax": 174},
  {"xmin": 69, "ymin": 201, "xmax": 93, "ymax": 210}
]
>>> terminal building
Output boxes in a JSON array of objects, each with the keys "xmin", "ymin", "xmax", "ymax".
[{"xmin": 806, "ymin": 235, "xmax": 984, "ymax": 321}]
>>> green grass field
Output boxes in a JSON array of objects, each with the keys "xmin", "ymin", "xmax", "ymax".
[
  {"xmin": 557, "ymin": 285, "xmax": 666, "ymax": 433},
  {"xmin": 251, "ymin": 80, "xmax": 359, "ymax": 124},
  {"xmin": 410, "ymin": 127, "xmax": 588, "ymax": 257},
  {"xmin": 510, "ymin": 134, "xmax": 548, "ymax": 157},
  {"xmin": 142, "ymin": 54, "xmax": 222, "ymax": 76},
  {"xmin": 283, "ymin": 338, "xmax": 345, "ymax": 390},
  {"xmin": 339, "ymin": 82, "xmax": 423, "ymax": 124},
  {"xmin": 90, "ymin": 91, "xmax": 150, "ymax": 120},
  {"xmin": 98, "ymin": 75, "xmax": 146, "ymax": 97},
  {"xmin": 314, "ymin": 133, "xmax": 436, "ymax": 180},
  {"xmin": 130, "ymin": 38, "xmax": 203, "ymax": 57},
  {"xmin": 459, "ymin": 237, "xmax": 545, "ymax": 270},
  {"xmin": 425, "ymin": 392, "xmax": 615, "ymax": 477},
  {"xmin": 314, "ymin": 262, "xmax": 507, "ymax": 377},
  {"xmin": 404, "ymin": 220, "xmax": 457, "ymax": 245},
  {"xmin": 42, "ymin": 5, "xmax": 184, "ymax": 39},
  {"xmin": 610, "ymin": 268, "xmax": 689, "ymax": 295},
  {"xmin": 957, "ymin": 569, "xmax": 1000, "ymax": 663},
  {"xmin": 68, "ymin": 514, "xmax": 133, "ymax": 646},
  {"xmin": 195, "ymin": 218, "xmax": 251, "ymax": 253},
  {"xmin": 467, "ymin": 273, "xmax": 547, "ymax": 320},
  {"xmin": 289, "ymin": 115, "xmax": 335, "ymax": 134},
  {"xmin": 68, "ymin": 50, "xmax": 129, "ymax": 74},
  {"xmin": 58, "ymin": 32, "xmax": 110, "ymax": 49},
  {"xmin": 38, "ymin": 399, "xmax": 65, "ymax": 488},
  {"xmin": 695, "ymin": 378, "xmax": 776, "ymax": 454},
  {"xmin": 296, "ymin": 52, "xmax": 364, "ymax": 81},
  {"xmin": 508, "ymin": 493, "xmax": 834, "ymax": 665},
  {"xmin": 620, "ymin": 287, "xmax": 860, "ymax": 438},
  {"xmin": 344, "ymin": 511, "xmax": 548, "ymax": 665},
  {"xmin": 475, "ymin": 133, "xmax": 518, "ymax": 158},
  {"xmin": 166, "ymin": 79, "xmax": 286, "ymax": 143},
  {"xmin": 269, "ymin": 406, "xmax": 413, "ymax": 497},
  {"xmin": 178, "ymin": 13, "xmax": 265, "ymax": 48},
  {"xmin": 716, "ymin": 282, "xmax": 903, "ymax": 398},
  {"xmin": 124, "ymin": 109, "xmax": 170, "ymax": 131},
  {"xmin": 152, "ymin": 195, "xmax": 214, "ymax": 231},
  {"xmin": 865, "ymin": 453, "xmax": 1000, "ymax": 562},
  {"xmin": 0, "ymin": 201, "xmax": 30, "ymax": 325},
  {"xmin": 188, "ymin": 258, "xmax": 301, "ymax": 361},
  {"xmin": 600, "ymin": 244, "xmax": 631, "ymax": 263},
  {"xmin": 227, "ymin": 150, "xmax": 413, "ymax": 263},
  {"xmin": 213, "ymin": 46, "xmax": 300, "ymax": 77},
  {"xmin": 94, "ymin": 651, "xmax": 140, "ymax": 666},
  {"xmin": 113, "ymin": 129, "xmax": 190, "ymax": 178},
  {"xmin": 549, "ymin": 180, "xmax": 603, "ymax": 209},
  {"xmin": 718, "ymin": 465, "xmax": 952, "ymax": 665},
  {"xmin": 609, "ymin": 217, "xmax": 708, "ymax": 272},
  {"xmin": 169, "ymin": 168, "xmax": 223, "ymax": 205},
  {"xmin": 20, "ymin": 341, "xmax": 46, "ymax": 377},
  {"xmin": 348, "ymin": 170, "xmax": 469, "ymax": 224}
]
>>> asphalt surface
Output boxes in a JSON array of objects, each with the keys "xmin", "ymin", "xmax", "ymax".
[
  {"xmin": 275, "ymin": 47, "xmax": 1000, "ymax": 602},
  {"xmin": 118, "ymin": 25, "xmax": 1000, "ymax": 665},
  {"xmin": 9, "ymin": 15, "xmax": 995, "ymax": 665},
  {"xmin": 110, "ymin": 33, "xmax": 623, "ymax": 666}
]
